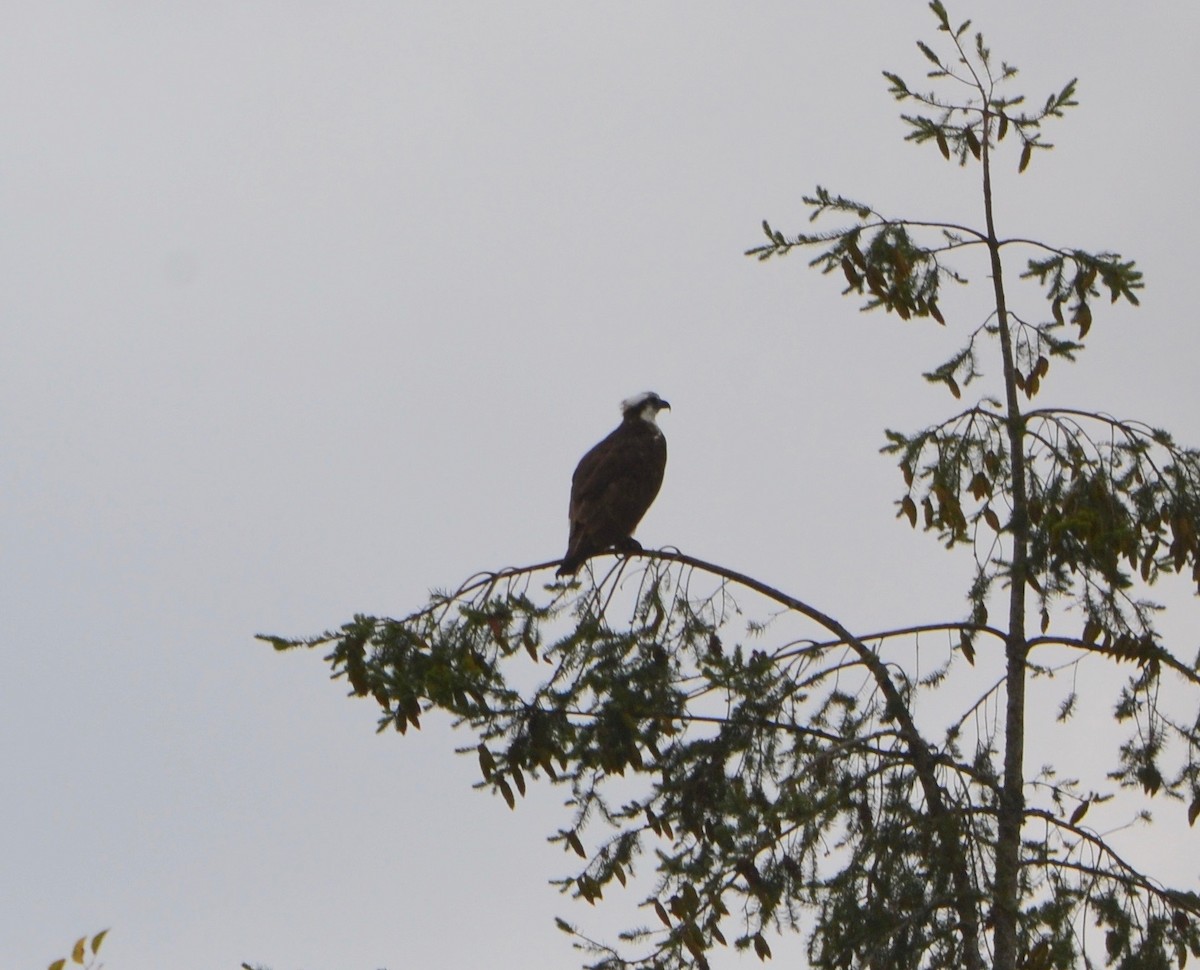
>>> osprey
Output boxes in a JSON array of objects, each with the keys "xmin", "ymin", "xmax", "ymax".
[{"xmin": 556, "ymin": 391, "xmax": 670, "ymax": 577}]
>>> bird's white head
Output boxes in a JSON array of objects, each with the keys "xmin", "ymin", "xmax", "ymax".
[{"xmin": 621, "ymin": 390, "xmax": 671, "ymax": 426}]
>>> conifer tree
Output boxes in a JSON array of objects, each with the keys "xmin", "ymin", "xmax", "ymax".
[{"xmin": 265, "ymin": 5, "xmax": 1200, "ymax": 968}]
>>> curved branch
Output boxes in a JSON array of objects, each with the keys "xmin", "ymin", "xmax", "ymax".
[
  {"xmin": 1023, "ymin": 807, "xmax": 1200, "ymax": 916},
  {"xmin": 599, "ymin": 548, "xmax": 985, "ymax": 969},
  {"xmin": 1028, "ymin": 636, "xmax": 1200, "ymax": 687},
  {"xmin": 776, "ymin": 620, "xmax": 1008, "ymax": 664}
]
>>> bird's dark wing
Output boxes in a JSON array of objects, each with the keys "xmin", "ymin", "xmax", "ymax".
[
  {"xmin": 559, "ymin": 426, "xmax": 666, "ymax": 574},
  {"xmin": 567, "ymin": 427, "xmax": 623, "ymax": 519}
]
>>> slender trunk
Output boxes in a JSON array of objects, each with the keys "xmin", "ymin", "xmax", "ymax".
[{"xmin": 982, "ymin": 114, "xmax": 1029, "ymax": 970}]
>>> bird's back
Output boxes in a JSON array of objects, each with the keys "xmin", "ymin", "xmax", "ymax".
[{"xmin": 559, "ymin": 418, "xmax": 666, "ymax": 575}]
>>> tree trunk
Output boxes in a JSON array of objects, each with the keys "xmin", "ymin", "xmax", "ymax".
[{"xmin": 983, "ymin": 114, "xmax": 1028, "ymax": 970}]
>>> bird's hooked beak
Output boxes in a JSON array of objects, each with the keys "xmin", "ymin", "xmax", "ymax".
[{"xmin": 636, "ymin": 396, "xmax": 670, "ymax": 426}]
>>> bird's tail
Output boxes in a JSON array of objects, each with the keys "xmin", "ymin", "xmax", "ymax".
[
  {"xmin": 556, "ymin": 535, "xmax": 594, "ymax": 577},
  {"xmin": 555, "ymin": 554, "xmax": 584, "ymax": 577}
]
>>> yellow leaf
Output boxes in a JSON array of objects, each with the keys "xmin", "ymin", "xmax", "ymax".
[
  {"xmin": 577, "ymin": 875, "xmax": 600, "ymax": 904},
  {"xmin": 1074, "ymin": 301, "xmax": 1092, "ymax": 338},
  {"xmin": 49, "ymin": 961, "xmax": 66, "ymax": 970},
  {"xmin": 91, "ymin": 930, "xmax": 109, "ymax": 955},
  {"xmin": 959, "ymin": 632, "xmax": 976, "ymax": 666},
  {"xmin": 497, "ymin": 776, "xmax": 515, "ymax": 810},
  {"xmin": 682, "ymin": 924, "xmax": 707, "ymax": 961},
  {"xmin": 72, "ymin": 937, "xmax": 87, "ymax": 964},
  {"xmin": 965, "ymin": 127, "xmax": 981, "ymax": 160},
  {"xmin": 847, "ymin": 238, "xmax": 866, "ymax": 268},
  {"xmin": 403, "ymin": 695, "xmax": 422, "ymax": 730},
  {"xmin": 984, "ymin": 507, "xmax": 1002, "ymax": 533},
  {"xmin": 477, "ymin": 744, "xmax": 494, "ymax": 781}
]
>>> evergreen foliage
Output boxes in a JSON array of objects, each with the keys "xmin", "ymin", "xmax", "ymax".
[{"xmin": 264, "ymin": 5, "xmax": 1200, "ymax": 968}]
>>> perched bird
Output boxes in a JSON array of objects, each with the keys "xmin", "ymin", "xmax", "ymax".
[{"xmin": 556, "ymin": 391, "xmax": 671, "ymax": 577}]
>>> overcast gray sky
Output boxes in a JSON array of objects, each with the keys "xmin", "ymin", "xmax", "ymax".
[{"xmin": 5, "ymin": 3, "xmax": 1199, "ymax": 968}]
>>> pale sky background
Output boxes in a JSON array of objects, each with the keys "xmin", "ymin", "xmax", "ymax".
[{"xmin": 5, "ymin": 3, "xmax": 1199, "ymax": 968}]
